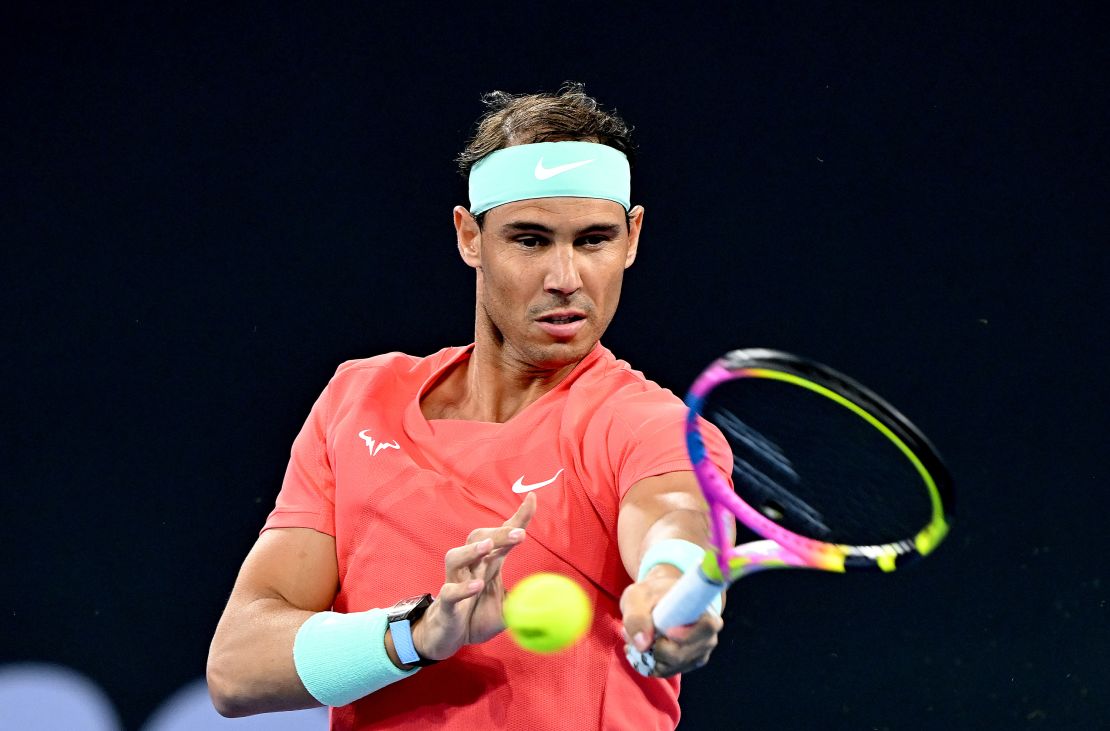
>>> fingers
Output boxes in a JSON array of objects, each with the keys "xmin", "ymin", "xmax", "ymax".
[
  {"xmin": 435, "ymin": 577, "xmax": 484, "ymax": 608},
  {"xmin": 450, "ymin": 537, "xmax": 493, "ymax": 564},
  {"xmin": 416, "ymin": 497, "xmax": 541, "ymax": 663},
  {"xmin": 661, "ymin": 611, "xmax": 723, "ymax": 644},
  {"xmin": 412, "ymin": 576, "xmax": 487, "ymax": 662},
  {"xmin": 455, "ymin": 494, "xmax": 535, "ymax": 572},
  {"xmin": 647, "ymin": 613, "xmax": 722, "ymax": 677},
  {"xmin": 440, "ymin": 495, "xmax": 539, "ymax": 594},
  {"xmin": 619, "ymin": 581, "xmax": 658, "ymax": 653},
  {"xmin": 621, "ymin": 612, "xmax": 655, "ymax": 654},
  {"xmin": 621, "ymin": 573, "xmax": 723, "ymax": 678},
  {"xmin": 503, "ymin": 492, "xmax": 537, "ymax": 530},
  {"xmin": 447, "ymin": 525, "xmax": 527, "ymax": 583},
  {"xmin": 464, "ymin": 493, "xmax": 536, "ymax": 547}
]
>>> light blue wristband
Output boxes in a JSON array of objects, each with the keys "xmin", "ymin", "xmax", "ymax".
[
  {"xmin": 637, "ymin": 538, "xmax": 723, "ymax": 616},
  {"xmin": 292, "ymin": 609, "xmax": 418, "ymax": 707}
]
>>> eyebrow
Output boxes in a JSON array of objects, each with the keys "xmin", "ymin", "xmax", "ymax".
[{"xmin": 500, "ymin": 221, "xmax": 623, "ymax": 237}]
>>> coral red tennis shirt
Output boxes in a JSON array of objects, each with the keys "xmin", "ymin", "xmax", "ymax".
[{"xmin": 264, "ymin": 343, "xmax": 731, "ymax": 730}]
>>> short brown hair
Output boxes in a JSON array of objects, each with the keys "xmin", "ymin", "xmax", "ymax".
[{"xmin": 456, "ymin": 82, "xmax": 636, "ymax": 177}]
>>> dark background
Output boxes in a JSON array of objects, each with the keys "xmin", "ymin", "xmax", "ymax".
[{"xmin": 4, "ymin": 3, "xmax": 1107, "ymax": 729}]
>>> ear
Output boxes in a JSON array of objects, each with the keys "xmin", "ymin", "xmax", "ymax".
[
  {"xmin": 624, "ymin": 205, "xmax": 644, "ymax": 268},
  {"xmin": 454, "ymin": 205, "xmax": 482, "ymax": 268}
]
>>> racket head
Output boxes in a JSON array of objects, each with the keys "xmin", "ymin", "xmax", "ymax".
[{"xmin": 686, "ymin": 349, "xmax": 954, "ymax": 581}]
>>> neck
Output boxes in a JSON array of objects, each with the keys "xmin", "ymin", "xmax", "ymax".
[{"xmin": 421, "ymin": 333, "xmax": 593, "ymax": 423}]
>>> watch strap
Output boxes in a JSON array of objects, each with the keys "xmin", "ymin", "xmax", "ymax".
[
  {"xmin": 389, "ymin": 618, "xmax": 421, "ymax": 666},
  {"xmin": 388, "ymin": 594, "xmax": 438, "ymax": 667}
]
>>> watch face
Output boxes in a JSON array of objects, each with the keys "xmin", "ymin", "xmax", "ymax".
[
  {"xmin": 396, "ymin": 596, "xmax": 423, "ymax": 611},
  {"xmin": 390, "ymin": 594, "xmax": 433, "ymax": 622}
]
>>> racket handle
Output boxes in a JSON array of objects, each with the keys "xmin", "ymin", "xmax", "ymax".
[
  {"xmin": 651, "ymin": 563, "xmax": 724, "ymax": 631},
  {"xmin": 625, "ymin": 562, "xmax": 726, "ymax": 676}
]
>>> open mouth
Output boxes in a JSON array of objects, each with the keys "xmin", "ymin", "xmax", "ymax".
[
  {"xmin": 538, "ymin": 313, "xmax": 586, "ymax": 325},
  {"xmin": 535, "ymin": 311, "xmax": 588, "ymax": 338}
]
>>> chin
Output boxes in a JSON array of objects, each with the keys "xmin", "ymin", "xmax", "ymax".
[{"xmin": 528, "ymin": 339, "xmax": 595, "ymax": 369}]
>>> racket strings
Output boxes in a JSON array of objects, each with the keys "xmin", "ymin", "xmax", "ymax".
[{"xmin": 707, "ymin": 378, "xmax": 934, "ymax": 548}]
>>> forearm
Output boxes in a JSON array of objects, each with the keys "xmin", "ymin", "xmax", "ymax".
[
  {"xmin": 618, "ymin": 472, "xmax": 717, "ymax": 580},
  {"xmin": 633, "ymin": 507, "xmax": 712, "ymax": 565},
  {"xmin": 207, "ymin": 596, "xmax": 320, "ymax": 717},
  {"xmin": 618, "ymin": 474, "xmax": 729, "ymax": 677},
  {"xmin": 206, "ymin": 509, "xmax": 533, "ymax": 717},
  {"xmin": 618, "ymin": 472, "xmax": 733, "ymax": 612},
  {"xmin": 631, "ymin": 508, "xmax": 726, "ymax": 604}
]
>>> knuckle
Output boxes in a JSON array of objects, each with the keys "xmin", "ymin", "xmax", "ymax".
[
  {"xmin": 622, "ymin": 582, "xmax": 649, "ymax": 603},
  {"xmin": 618, "ymin": 586, "xmax": 640, "ymax": 614}
]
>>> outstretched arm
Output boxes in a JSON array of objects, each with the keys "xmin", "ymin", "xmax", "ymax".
[{"xmin": 617, "ymin": 471, "xmax": 726, "ymax": 677}]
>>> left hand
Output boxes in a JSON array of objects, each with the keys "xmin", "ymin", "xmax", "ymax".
[
  {"xmin": 412, "ymin": 493, "xmax": 537, "ymax": 662},
  {"xmin": 620, "ymin": 564, "xmax": 723, "ymax": 677}
]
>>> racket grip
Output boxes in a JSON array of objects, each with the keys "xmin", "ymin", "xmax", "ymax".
[{"xmin": 651, "ymin": 563, "xmax": 724, "ymax": 631}]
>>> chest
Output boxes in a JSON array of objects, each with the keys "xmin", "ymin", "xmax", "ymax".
[{"xmin": 326, "ymin": 400, "xmax": 626, "ymax": 606}]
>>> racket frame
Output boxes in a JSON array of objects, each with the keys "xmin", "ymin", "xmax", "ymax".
[
  {"xmin": 630, "ymin": 349, "xmax": 955, "ymax": 673},
  {"xmin": 687, "ymin": 348, "xmax": 954, "ymax": 586}
]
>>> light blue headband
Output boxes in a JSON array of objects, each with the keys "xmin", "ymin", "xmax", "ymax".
[{"xmin": 468, "ymin": 141, "xmax": 631, "ymax": 215}]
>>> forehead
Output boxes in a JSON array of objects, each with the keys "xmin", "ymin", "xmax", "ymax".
[{"xmin": 483, "ymin": 197, "xmax": 627, "ymax": 229}]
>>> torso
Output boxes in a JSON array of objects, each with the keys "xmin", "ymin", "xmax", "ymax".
[{"xmin": 267, "ymin": 343, "xmax": 701, "ymax": 730}]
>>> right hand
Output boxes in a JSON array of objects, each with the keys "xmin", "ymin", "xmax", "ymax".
[
  {"xmin": 620, "ymin": 564, "xmax": 723, "ymax": 677},
  {"xmin": 411, "ymin": 492, "xmax": 537, "ymax": 661}
]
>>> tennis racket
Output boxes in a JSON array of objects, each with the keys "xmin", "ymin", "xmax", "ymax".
[{"xmin": 626, "ymin": 349, "xmax": 954, "ymax": 676}]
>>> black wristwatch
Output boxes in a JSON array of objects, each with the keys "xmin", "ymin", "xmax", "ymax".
[{"xmin": 387, "ymin": 594, "xmax": 438, "ymax": 667}]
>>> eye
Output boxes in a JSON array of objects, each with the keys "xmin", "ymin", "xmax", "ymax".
[
  {"xmin": 576, "ymin": 235, "xmax": 609, "ymax": 248},
  {"xmin": 516, "ymin": 236, "xmax": 545, "ymax": 248}
]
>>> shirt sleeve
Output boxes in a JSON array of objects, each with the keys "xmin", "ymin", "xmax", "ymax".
[
  {"xmin": 612, "ymin": 398, "xmax": 733, "ymax": 500},
  {"xmin": 261, "ymin": 384, "xmax": 337, "ymax": 536}
]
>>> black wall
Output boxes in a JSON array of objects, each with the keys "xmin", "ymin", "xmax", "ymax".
[{"xmin": 4, "ymin": 4, "xmax": 1107, "ymax": 729}]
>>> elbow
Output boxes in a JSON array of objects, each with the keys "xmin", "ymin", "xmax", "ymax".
[{"xmin": 206, "ymin": 653, "xmax": 254, "ymax": 718}]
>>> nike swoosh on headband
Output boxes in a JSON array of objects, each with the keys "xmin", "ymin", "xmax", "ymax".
[{"xmin": 534, "ymin": 158, "xmax": 595, "ymax": 180}]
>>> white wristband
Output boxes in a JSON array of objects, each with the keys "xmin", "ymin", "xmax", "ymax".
[{"xmin": 293, "ymin": 609, "xmax": 418, "ymax": 707}]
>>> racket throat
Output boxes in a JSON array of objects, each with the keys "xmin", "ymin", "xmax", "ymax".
[{"xmin": 718, "ymin": 540, "xmax": 826, "ymax": 581}]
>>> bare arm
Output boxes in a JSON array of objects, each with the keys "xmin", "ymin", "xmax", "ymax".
[
  {"xmin": 617, "ymin": 471, "xmax": 714, "ymax": 578},
  {"xmin": 207, "ymin": 495, "xmax": 537, "ymax": 717},
  {"xmin": 206, "ymin": 527, "xmax": 339, "ymax": 717},
  {"xmin": 617, "ymin": 471, "xmax": 726, "ymax": 676}
]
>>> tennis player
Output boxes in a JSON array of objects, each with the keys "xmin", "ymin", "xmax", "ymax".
[{"xmin": 207, "ymin": 83, "xmax": 732, "ymax": 730}]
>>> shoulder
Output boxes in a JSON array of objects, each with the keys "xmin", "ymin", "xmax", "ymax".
[
  {"xmin": 326, "ymin": 346, "xmax": 468, "ymax": 399},
  {"xmin": 570, "ymin": 346, "xmax": 687, "ymax": 432},
  {"xmin": 577, "ymin": 346, "xmax": 683, "ymax": 404},
  {"xmin": 332, "ymin": 351, "xmax": 422, "ymax": 379}
]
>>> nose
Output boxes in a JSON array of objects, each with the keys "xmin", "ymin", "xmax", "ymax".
[{"xmin": 543, "ymin": 244, "xmax": 582, "ymax": 296}]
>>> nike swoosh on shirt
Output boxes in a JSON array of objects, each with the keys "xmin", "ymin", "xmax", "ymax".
[
  {"xmin": 534, "ymin": 158, "xmax": 594, "ymax": 180},
  {"xmin": 511, "ymin": 469, "xmax": 565, "ymax": 493}
]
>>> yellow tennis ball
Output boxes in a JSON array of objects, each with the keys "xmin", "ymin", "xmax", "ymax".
[{"xmin": 503, "ymin": 572, "xmax": 593, "ymax": 654}]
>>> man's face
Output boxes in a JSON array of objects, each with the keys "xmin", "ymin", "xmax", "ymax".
[{"xmin": 455, "ymin": 197, "xmax": 643, "ymax": 370}]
